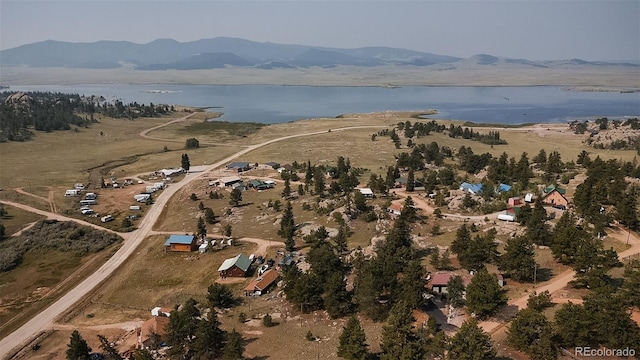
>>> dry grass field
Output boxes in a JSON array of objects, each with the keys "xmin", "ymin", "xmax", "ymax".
[{"xmin": 0, "ymin": 204, "xmax": 45, "ymax": 235}]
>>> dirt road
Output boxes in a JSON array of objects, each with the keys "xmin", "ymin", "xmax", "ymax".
[
  {"xmin": 480, "ymin": 226, "xmax": 640, "ymax": 335},
  {"xmin": 0, "ymin": 124, "xmax": 385, "ymax": 360}
]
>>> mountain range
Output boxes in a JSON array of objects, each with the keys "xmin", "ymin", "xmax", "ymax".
[{"xmin": 0, "ymin": 37, "xmax": 636, "ymax": 70}]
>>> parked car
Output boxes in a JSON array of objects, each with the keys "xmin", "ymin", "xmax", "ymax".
[{"xmin": 258, "ymin": 264, "xmax": 270, "ymax": 275}]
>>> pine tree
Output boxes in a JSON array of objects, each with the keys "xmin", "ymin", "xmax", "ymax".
[
  {"xmin": 507, "ymin": 308, "xmax": 557, "ymax": 360},
  {"xmin": 98, "ymin": 335, "xmax": 122, "ymax": 360},
  {"xmin": 314, "ymin": 167, "xmax": 325, "ymax": 197},
  {"xmin": 623, "ymin": 259, "xmax": 640, "ymax": 308},
  {"xmin": 465, "ymin": 268, "xmax": 507, "ymax": 318},
  {"xmin": 207, "ymin": 283, "xmax": 236, "ymax": 308},
  {"xmin": 499, "ymin": 236, "xmax": 537, "ymax": 282},
  {"xmin": 196, "ymin": 217, "xmax": 207, "ymax": 238},
  {"xmin": 324, "ymin": 272, "xmax": 352, "ymax": 319},
  {"xmin": 229, "ymin": 188, "xmax": 242, "ymax": 206},
  {"xmin": 279, "ymin": 201, "xmax": 296, "ymax": 251},
  {"xmin": 406, "ymin": 168, "xmax": 415, "ymax": 192},
  {"xmin": 281, "ymin": 178, "xmax": 291, "ymax": 198},
  {"xmin": 222, "ymin": 329, "xmax": 245, "ymax": 360},
  {"xmin": 380, "ymin": 301, "xmax": 424, "ymax": 360},
  {"xmin": 446, "ymin": 275, "xmax": 465, "ymax": 308},
  {"xmin": 397, "ymin": 260, "xmax": 426, "ymax": 309},
  {"xmin": 337, "ymin": 315, "xmax": 368, "ymax": 360},
  {"xmin": 181, "ymin": 153, "xmax": 190, "ymax": 171},
  {"xmin": 448, "ymin": 319, "xmax": 496, "ymax": 360},
  {"xmin": 66, "ymin": 330, "xmax": 91, "ymax": 360},
  {"xmin": 526, "ymin": 197, "xmax": 551, "ymax": 246},
  {"xmin": 204, "ymin": 207, "xmax": 216, "ymax": 224}
]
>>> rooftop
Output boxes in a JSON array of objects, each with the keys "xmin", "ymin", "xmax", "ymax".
[
  {"xmin": 227, "ymin": 162, "xmax": 250, "ymax": 169},
  {"xmin": 218, "ymin": 253, "xmax": 252, "ymax": 272},
  {"xmin": 244, "ymin": 268, "xmax": 280, "ymax": 292},
  {"xmin": 164, "ymin": 235, "xmax": 195, "ymax": 246}
]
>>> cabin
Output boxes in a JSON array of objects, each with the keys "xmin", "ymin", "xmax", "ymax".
[
  {"xmin": 429, "ymin": 273, "xmax": 472, "ymax": 295},
  {"xmin": 243, "ymin": 268, "xmax": 280, "ymax": 296},
  {"xmin": 358, "ymin": 188, "xmax": 374, "ymax": 198},
  {"xmin": 137, "ymin": 316, "xmax": 169, "ymax": 349},
  {"xmin": 387, "ymin": 203, "xmax": 403, "ymax": 217},
  {"xmin": 218, "ymin": 254, "xmax": 251, "ymax": 278},
  {"xmin": 542, "ymin": 186, "xmax": 569, "ymax": 209},
  {"xmin": 164, "ymin": 235, "xmax": 197, "ymax": 252},
  {"xmin": 226, "ymin": 162, "xmax": 251, "ymax": 172}
]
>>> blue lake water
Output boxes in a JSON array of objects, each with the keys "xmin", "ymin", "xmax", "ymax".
[{"xmin": 5, "ymin": 85, "xmax": 639, "ymax": 124}]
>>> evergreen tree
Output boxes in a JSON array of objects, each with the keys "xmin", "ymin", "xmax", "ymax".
[
  {"xmin": 406, "ymin": 168, "xmax": 415, "ymax": 192},
  {"xmin": 622, "ymin": 259, "xmax": 640, "ymax": 307},
  {"xmin": 167, "ymin": 298, "xmax": 201, "ymax": 359},
  {"xmin": 550, "ymin": 211, "xmax": 586, "ymax": 264},
  {"xmin": 196, "ymin": 217, "xmax": 207, "ymax": 238},
  {"xmin": 305, "ymin": 160, "xmax": 314, "ymax": 187},
  {"xmin": 526, "ymin": 197, "xmax": 551, "ymax": 246},
  {"xmin": 527, "ymin": 291, "xmax": 553, "ymax": 312},
  {"xmin": 448, "ymin": 319, "xmax": 496, "ymax": 360},
  {"xmin": 334, "ymin": 223, "xmax": 349, "ymax": 254},
  {"xmin": 507, "ymin": 308, "xmax": 557, "ymax": 360},
  {"xmin": 131, "ymin": 348, "xmax": 154, "ymax": 360},
  {"xmin": 439, "ymin": 249, "xmax": 452, "ymax": 270},
  {"xmin": 314, "ymin": 167, "xmax": 325, "ymax": 197},
  {"xmin": 66, "ymin": 330, "xmax": 91, "ymax": 360},
  {"xmin": 281, "ymin": 178, "xmax": 291, "ymax": 198},
  {"xmin": 324, "ymin": 272, "xmax": 353, "ymax": 318},
  {"xmin": 397, "ymin": 260, "xmax": 426, "ymax": 309},
  {"xmin": 446, "ymin": 275, "xmax": 465, "ymax": 308},
  {"xmin": 181, "ymin": 153, "xmax": 190, "ymax": 171},
  {"xmin": 337, "ymin": 315, "xmax": 368, "ymax": 360},
  {"xmin": 229, "ymin": 188, "xmax": 242, "ymax": 207},
  {"xmin": 353, "ymin": 191, "xmax": 367, "ymax": 212},
  {"xmin": 207, "ymin": 283, "xmax": 236, "ymax": 308},
  {"xmin": 499, "ymin": 236, "xmax": 537, "ymax": 282},
  {"xmin": 279, "ymin": 201, "xmax": 296, "ymax": 251},
  {"xmin": 204, "ymin": 207, "xmax": 216, "ymax": 224},
  {"xmin": 380, "ymin": 302, "xmax": 424, "ymax": 360},
  {"xmin": 221, "ymin": 329, "xmax": 245, "ymax": 360},
  {"xmin": 98, "ymin": 335, "xmax": 122, "ymax": 360},
  {"xmin": 465, "ymin": 268, "xmax": 506, "ymax": 318}
]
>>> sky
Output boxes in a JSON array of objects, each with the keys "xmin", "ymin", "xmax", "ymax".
[{"xmin": 1, "ymin": 0, "xmax": 639, "ymax": 61}]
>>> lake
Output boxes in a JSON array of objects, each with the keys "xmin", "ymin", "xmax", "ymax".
[{"xmin": 5, "ymin": 85, "xmax": 639, "ymax": 124}]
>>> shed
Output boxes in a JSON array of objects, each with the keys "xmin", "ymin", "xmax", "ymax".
[
  {"xmin": 265, "ymin": 162, "xmax": 280, "ymax": 169},
  {"xmin": 164, "ymin": 235, "xmax": 197, "ymax": 252},
  {"xmin": 226, "ymin": 162, "xmax": 251, "ymax": 172},
  {"xmin": 508, "ymin": 197, "xmax": 521, "ymax": 207},
  {"xmin": 218, "ymin": 176, "xmax": 243, "ymax": 187},
  {"xmin": 358, "ymin": 188, "xmax": 374, "ymax": 198},
  {"xmin": 524, "ymin": 193, "xmax": 534, "ymax": 203},
  {"xmin": 218, "ymin": 254, "xmax": 251, "ymax": 278},
  {"xmin": 243, "ymin": 268, "xmax": 280, "ymax": 296},
  {"xmin": 198, "ymin": 243, "xmax": 208, "ymax": 253}
]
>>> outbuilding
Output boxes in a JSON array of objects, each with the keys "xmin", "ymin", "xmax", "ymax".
[
  {"xmin": 218, "ymin": 253, "xmax": 251, "ymax": 278},
  {"xmin": 164, "ymin": 234, "xmax": 197, "ymax": 252},
  {"xmin": 226, "ymin": 162, "xmax": 251, "ymax": 172},
  {"xmin": 358, "ymin": 188, "xmax": 374, "ymax": 198}
]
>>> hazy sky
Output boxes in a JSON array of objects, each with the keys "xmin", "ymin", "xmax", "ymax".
[{"xmin": 1, "ymin": 0, "xmax": 639, "ymax": 61}]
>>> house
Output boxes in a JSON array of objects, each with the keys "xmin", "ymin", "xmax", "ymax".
[
  {"xmin": 150, "ymin": 307, "xmax": 172, "ymax": 317},
  {"xmin": 226, "ymin": 162, "xmax": 251, "ymax": 172},
  {"xmin": 387, "ymin": 203, "xmax": 403, "ymax": 217},
  {"xmin": 498, "ymin": 207, "xmax": 520, "ymax": 222},
  {"xmin": 164, "ymin": 235, "xmax": 197, "ymax": 252},
  {"xmin": 231, "ymin": 182, "xmax": 246, "ymax": 191},
  {"xmin": 218, "ymin": 254, "xmax": 252, "ymax": 278},
  {"xmin": 276, "ymin": 164, "xmax": 294, "ymax": 173},
  {"xmin": 429, "ymin": 273, "xmax": 472, "ymax": 294},
  {"xmin": 543, "ymin": 184, "xmax": 566, "ymax": 195},
  {"xmin": 243, "ymin": 268, "xmax": 280, "ymax": 296},
  {"xmin": 358, "ymin": 188, "xmax": 374, "ymax": 198},
  {"xmin": 542, "ymin": 188, "xmax": 569, "ymax": 209},
  {"xmin": 460, "ymin": 182, "xmax": 483, "ymax": 194},
  {"xmin": 159, "ymin": 168, "xmax": 183, "ymax": 177},
  {"xmin": 395, "ymin": 177, "xmax": 424, "ymax": 189},
  {"xmin": 265, "ymin": 162, "xmax": 280, "ymax": 170},
  {"xmin": 508, "ymin": 197, "xmax": 521, "ymax": 207},
  {"xmin": 217, "ymin": 176, "xmax": 243, "ymax": 187},
  {"xmin": 249, "ymin": 179, "xmax": 273, "ymax": 190},
  {"xmin": 137, "ymin": 316, "xmax": 169, "ymax": 349}
]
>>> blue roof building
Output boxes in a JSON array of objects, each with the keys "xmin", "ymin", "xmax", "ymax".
[
  {"xmin": 497, "ymin": 183, "xmax": 512, "ymax": 193},
  {"xmin": 460, "ymin": 182, "xmax": 483, "ymax": 194},
  {"xmin": 164, "ymin": 235, "xmax": 197, "ymax": 252}
]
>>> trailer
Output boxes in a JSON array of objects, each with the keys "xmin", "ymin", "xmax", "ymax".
[
  {"xmin": 80, "ymin": 199, "xmax": 97, "ymax": 206},
  {"xmin": 129, "ymin": 205, "xmax": 141, "ymax": 211},
  {"xmin": 134, "ymin": 194, "xmax": 151, "ymax": 202},
  {"xmin": 498, "ymin": 213, "xmax": 515, "ymax": 222},
  {"xmin": 65, "ymin": 189, "xmax": 79, "ymax": 197}
]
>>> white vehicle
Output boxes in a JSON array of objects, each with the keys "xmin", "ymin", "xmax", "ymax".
[
  {"xmin": 81, "ymin": 209, "xmax": 94, "ymax": 215},
  {"xmin": 65, "ymin": 189, "xmax": 79, "ymax": 197},
  {"xmin": 249, "ymin": 254, "xmax": 256, "ymax": 262},
  {"xmin": 80, "ymin": 199, "xmax": 97, "ymax": 206},
  {"xmin": 258, "ymin": 264, "xmax": 270, "ymax": 275},
  {"xmin": 129, "ymin": 205, "xmax": 141, "ymax": 211},
  {"xmin": 85, "ymin": 192, "xmax": 97, "ymax": 200},
  {"xmin": 101, "ymin": 215, "xmax": 114, "ymax": 223}
]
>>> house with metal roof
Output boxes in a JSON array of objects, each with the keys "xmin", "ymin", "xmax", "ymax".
[
  {"xmin": 218, "ymin": 253, "xmax": 252, "ymax": 278},
  {"xmin": 460, "ymin": 182, "xmax": 483, "ymax": 194},
  {"xmin": 164, "ymin": 235, "xmax": 197, "ymax": 252},
  {"xmin": 226, "ymin": 162, "xmax": 251, "ymax": 172}
]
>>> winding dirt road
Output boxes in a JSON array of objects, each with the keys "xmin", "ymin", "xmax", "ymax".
[{"xmin": 0, "ymin": 124, "xmax": 385, "ymax": 360}]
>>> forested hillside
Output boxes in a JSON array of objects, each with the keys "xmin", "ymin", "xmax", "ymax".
[{"xmin": 0, "ymin": 91, "xmax": 173, "ymax": 142}]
